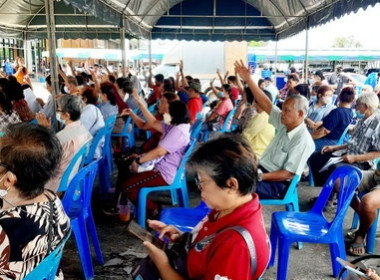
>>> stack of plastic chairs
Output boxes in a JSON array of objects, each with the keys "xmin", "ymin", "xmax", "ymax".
[
  {"xmin": 61, "ymin": 160, "xmax": 104, "ymax": 280},
  {"xmin": 85, "ymin": 114, "xmax": 117, "ymax": 194},
  {"xmin": 137, "ymin": 138, "xmax": 198, "ymax": 228},
  {"xmin": 24, "ymin": 230, "xmax": 72, "ymax": 280},
  {"xmin": 268, "ymin": 166, "xmax": 362, "ymax": 280}
]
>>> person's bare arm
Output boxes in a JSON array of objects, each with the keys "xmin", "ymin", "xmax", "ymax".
[
  {"xmin": 217, "ymin": 69, "xmax": 225, "ymax": 85},
  {"xmin": 205, "ymin": 111, "xmax": 219, "ymax": 123},
  {"xmin": 312, "ymin": 126, "xmax": 330, "ymax": 139},
  {"xmin": 179, "ymin": 60, "xmax": 189, "ymax": 88},
  {"xmin": 210, "ymin": 78, "xmax": 218, "ymax": 96},
  {"xmin": 120, "ymin": 108, "xmax": 152, "ymax": 130},
  {"xmin": 235, "ymin": 71, "xmax": 244, "ymax": 94},
  {"xmin": 262, "ymin": 170, "xmax": 294, "ymax": 182},
  {"xmin": 103, "ymin": 61, "xmax": 117, "ymax": 79},
  {"xmin": 235, "ymin": 60, "xmax": 272, "ymax": 115}
]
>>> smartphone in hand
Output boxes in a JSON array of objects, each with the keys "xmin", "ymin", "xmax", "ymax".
[
  {"xmin": 336, "ymin": 257, "xmax": 371, "ymax": 279},
  {"xmin": 127, "ymin": 220, "xmax": 166, "ymax": 250}
]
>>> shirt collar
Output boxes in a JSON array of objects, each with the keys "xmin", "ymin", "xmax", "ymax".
[
  {"xmin": 287, "ymin": 121, "xmax": 306, "ymax": 140},
  {"xmin": 363, "ymin": 112, "xmax": 376, "ymax": 127}
]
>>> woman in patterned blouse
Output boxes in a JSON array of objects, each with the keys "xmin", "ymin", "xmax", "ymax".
[{"xmin": 0, "ymin": 123, "xmax": 70, "ymax": 279}]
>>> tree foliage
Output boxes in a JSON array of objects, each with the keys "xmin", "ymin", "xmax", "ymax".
[
  {"xmin": 248, "ymin": 41, "xmax": 268, "ymax": 47},
  {"xmin": 332, "ymin": 36, "xmax": 362, "ymax": 48}
]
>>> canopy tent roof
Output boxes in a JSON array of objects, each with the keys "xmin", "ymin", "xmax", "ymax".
[{"xmin": 0, "ymin": 0, "xmax": 379, "ymax": 41}]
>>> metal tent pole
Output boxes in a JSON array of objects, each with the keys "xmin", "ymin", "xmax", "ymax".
[
  {"xmin": 274, "ymin": 37, "xmax": 278, "ymax": 87},
  {"xmin": 304, "ymin": 18, "xmax": 309, "ymax": 83},
  {"xmin": 148, "ymin": 35, "xmax": 152, "ymax": 71},
  {"xmin": 120, "ymin": 18, "xmax": 126, "ymax": 78},
  {"xmin": 45, "ymin": 0, "xmax": 58, "ymax": 123}
]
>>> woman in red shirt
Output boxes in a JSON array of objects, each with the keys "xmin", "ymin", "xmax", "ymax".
[{"xmin": 144, "ymin": 134, "xmax": 270, "ymax": 280}]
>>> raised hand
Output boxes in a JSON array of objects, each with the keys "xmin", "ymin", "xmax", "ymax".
[{"xmin": 234, "ymin": 60, "xmax": 252, "ymax": 82}]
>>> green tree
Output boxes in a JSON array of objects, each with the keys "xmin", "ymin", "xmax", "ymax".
[
  {"xmin": 332, "ymin": 36, "xmax": 362, "ymax": 48},
  {"xmin": 248, "ymin": 41, "xmax": 268, "ymax": 47}
]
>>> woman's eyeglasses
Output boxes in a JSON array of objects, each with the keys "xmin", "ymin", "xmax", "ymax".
[{"xmin": 194, "ymin": 176, "xmax": 212, "ymax": 191}]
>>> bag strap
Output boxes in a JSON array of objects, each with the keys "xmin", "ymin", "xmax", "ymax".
[{"xmin": 195, "ymin": 225, "xmax": 257, "ymax": 278}]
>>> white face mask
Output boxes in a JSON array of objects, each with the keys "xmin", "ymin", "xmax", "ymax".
[
  {"xmin": 163, "ymin": 113, "xmax": 172, "ymax": 124},
  {"xmin": 63, "ymin": 86, "xmax": 69, "ymax": 94},
  {"xmin": 322, "ymin": 96, "xmax": 333, "ymax": 105},
  {"xmin": 56, "ymin": 112, "xmax": 65, "ymax": 124},
  {"xmin": 0, "ymin": 174, "xmax": 9, "ymax": 198}
]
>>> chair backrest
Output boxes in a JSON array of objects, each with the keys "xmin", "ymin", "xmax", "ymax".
[
  {"xmin": 58, "ymin": 141, "xmax": 91, "ymax": 192},
  {"xmin": 172, "ymin": 138, "xmax": 198, "ymax": 184},
  {"xmin": 117, "ymin": 109, "xmax": 138, "ymax": 135},
  {"xmin": 337, "ymin": 124, "xmax": 351, "ymax": 145},
  {"xmin": 190, "ymin": 119, "xmax": 203, "ymax": 139},
  {"xmin": 310, "ymin": 165, "xmax": 362, "ymax": 229},
  {"xmin": 61, "ymin": 159, "xmax": 99, "ymax": 215},
  {"xmin": 23, "ymin": 230, "xmax": 71, "ymax": 280},
  {"xmin": 85, "ymin": 114, "xmax": 116, "ymax": 164},
  {"xmin": 148, "ymin": 103, "xmax": 156, "ymax": 113},
  {"xmin": 221, "ymin": 107, "xmax": 237, "ymax": 133}
]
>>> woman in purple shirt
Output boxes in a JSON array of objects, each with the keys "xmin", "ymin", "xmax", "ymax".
[{"xmin": 105, "ymin": 89, "xmax": 191, "ymax": 217}]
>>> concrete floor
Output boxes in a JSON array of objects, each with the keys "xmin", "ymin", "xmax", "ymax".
[{"xmin": 59, "ymin": 178, "xmax": 380, "ymax": 280}]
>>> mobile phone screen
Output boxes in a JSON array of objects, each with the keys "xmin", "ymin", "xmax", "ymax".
[{"xmin": 127, "ymin": 221, "xmax": 166, "ymax": 249}]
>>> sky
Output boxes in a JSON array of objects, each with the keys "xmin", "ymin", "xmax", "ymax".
[{"xmin": 268, "ymin": 3, "xmax": 380, "ymax": 50}]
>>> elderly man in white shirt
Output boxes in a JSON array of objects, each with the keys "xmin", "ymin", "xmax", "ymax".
[{"xmin": 235, "ymin": 60, "xmax": 315, "ymax": 199}]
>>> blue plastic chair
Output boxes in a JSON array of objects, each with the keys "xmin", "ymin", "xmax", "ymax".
[
  {"xmin": 190, "ymin": 119, "xmax": 203, "ymax": 140},
  {"xmin": 203, "ymin": 107, "xmax": 236, "ymax": 141},
  {"xmin": 137, "ymin": 138, "xmax": 198, "ymax": 228},
  {"xmin": 268, "ymin": 166, "xmax": 362, "ymax": 280},
  {"xmin": 85, "ymin": 115, "xmax": 116, "ymax": 194},
  {"xmin": 260, "ymin": 174, "xmax": 301, "ymax": 212},
  {"xmin": 24, "ymin": 230, "xmax": 72, "ymax": 280},
  {"xmin": 58, "ymin": 141, "xmax": 91, "ymax": 192},
  {"xmin": 160, "ymin": 201, "xmax": 210, "ymax": 232},
  {"xmin": 62, "ymin": 160, "xmax": 104, "ymax": 280},
  {"xmin": 111, "ymin": 109, "xmax": 137, "ymax": 151}
]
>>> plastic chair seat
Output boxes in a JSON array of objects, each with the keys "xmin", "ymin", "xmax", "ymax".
[{"xmin": 160, "ymin": 201, "xmax": 210, "ymax": 232}]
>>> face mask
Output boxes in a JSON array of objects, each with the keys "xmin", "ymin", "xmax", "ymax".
[
  {"xmin": 63, "ymin": 86, "xmax": 69, "ymax": 94},
  {"xmin": 310, "ymin": 96, "xmax": 317, "ymax": 103},
  {"xmin": 163, "ymin": 113, "xmax": 172, "ymax": 125},
  {"xmin": 355, "ymin": 110, "xmax": 365, "ymax": 119},
  {"xmin": 98, "ymin": 95, "xmax": 102, "ymax": 104},
  {"xmin": 323, "ymin": 96, "xmax": 333, "ymax": 105},
  {"xmin": 218, "ymin": 91, "xmax": 224, "ymax": 98},
  {"xmin": 0, "ymin": 174, "xmax": 9, "ymax": 198},
  {"xmin": 56, "ymin": 112, "xmax": 65, "ymax": 123}
]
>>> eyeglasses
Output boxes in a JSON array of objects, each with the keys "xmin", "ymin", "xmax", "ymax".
[{"xmin": 194, "ymin": 176, "xmax": 213, "ymax": 191}]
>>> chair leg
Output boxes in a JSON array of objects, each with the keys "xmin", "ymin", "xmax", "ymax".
[
  {"xmin": 269, "ymin": 220, "xmax": 278, "ymax": 267},
  {"xmin": 170, "ymin": 189, "xmax": 178, "ymax": 206},
  {"xmin": 277, "ymin": 237, "xmax": 291, "ymax": 280},
  {"xmin": 137, "ymin": 190, "xmax": 148, "ymax": 228},
  {"xmin": 351, "ymin": 211, "xmax": 360, "ymax": 230},
  {"xmin": 86, "ymin": 211, "xmax": 104, "ymax": 264},
  {"xmin": 366, "ymin": 210, "xmax": 379, "ymax": 254},
  {"xmin": 329, "ymin": 239, "xmax": 346, "ymax": 277},
  {"xmin": 179, "ymin": 183, "xmax": 189, "ymax": 208},
  {"xmin": 72, "ymin": 217, "xmax": 94, "ymax": 280},
  {"xmin": 98, "ymin": 159, "xmax": 111, "ymax": 195}
]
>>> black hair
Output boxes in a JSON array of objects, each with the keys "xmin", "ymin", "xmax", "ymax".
[
  {"xmin": 258, "ymin": 79, "xmax": 265, "ymax": 88},
  {"xmin": 75, "ymin": 75, "xmax": 84, "ymax": 86},
  {"xmin": 317, "ymin": 85, "xmax": 333, "ymax": 100},
  {"xmin": 262, "ymin": 89, "xmax": 273, "ymax": 102},
  {"xmin": 0, "ymin": 91, "xmax": 12, "ymax": 115},
  {"xmin": 100, "ymin": 83, "xmax": 117, "ymax": 105},
  {"xmin": 122, "ymin": 80, "xmax": 134, "ymax": 94},
  {"xmin": 154, "ymin": 74, "xmax": 164, "ymax": 83},
  {"xmin": 116, "ymin": 77, "xmax": 127, "ymax": 89},
  {"xmin": 187, "ymin": 134, "xmax": 258, "ymax": 195},
  {"xmin": 5, "ymin": 79, "xmax": 24, "ymax": 101},
  {"xmin": 287, "ymin": 74, "xmax": 299, "ymax": 83},
  {"xmin": 294, "ymin": 83, "xmax": 310, "ymax": 99},
  {"xmin": 108, "ymin": 75, "xmax": 116, "ymax": 84},
  {"xmin": 339, "ymin": 87, "xmax": 355, "ymax": 103},
  {"xmin": 245, "ymin": 87, "xmax": 254, "ymax": 104},
  {"xmin": 169, "ymin": 100, "xmax": 190, "ymax": 125},
  {"xmin": 45, "ymin": 75, "xmax": 52, "ymax": 86},
  {"xmin": 0, "ymin": 123, "xmax": 62, "ymax": 199},
  {"xmin": 227, "ymin": 76, "xmax": 237, "ymax": 84}
]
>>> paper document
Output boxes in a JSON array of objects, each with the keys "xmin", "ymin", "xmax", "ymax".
[{"xmin": 319, "ymin": 157, "xmax": 343, "ymax": 173}]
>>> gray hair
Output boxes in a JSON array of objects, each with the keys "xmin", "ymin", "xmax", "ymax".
[
  {"xmin": 286, "ymin": 94, "xmax": 309, "ymax": 117},
  {"xmin": 357, "ymin": 92, "xmax": 379, "ymax": 113},
  {"xmin": 58, "ymin": 95, "xmax": 83, "ymax": 121}
]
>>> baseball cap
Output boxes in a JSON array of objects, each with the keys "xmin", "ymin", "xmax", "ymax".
[{"xmin": 185, "ymin": 81, "xmax": 201, "ymax": 92}]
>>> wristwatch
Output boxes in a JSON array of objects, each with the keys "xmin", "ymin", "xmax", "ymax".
[
  {"xmin": 135, "ymin": 157, "xmax": 142, "ymax": 165},
  {"xmin": 257, "ymin": 169, "xmax": 263, "ymax": 182}
]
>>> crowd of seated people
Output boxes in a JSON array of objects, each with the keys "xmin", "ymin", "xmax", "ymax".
[{"xmin": 3, "ymin": 55, "xmax": 380, "ymax": 280}]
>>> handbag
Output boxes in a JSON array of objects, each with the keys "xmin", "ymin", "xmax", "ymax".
[{"xmin": 132, "ymin": 226, "xmax": 258, "ymax": 280}]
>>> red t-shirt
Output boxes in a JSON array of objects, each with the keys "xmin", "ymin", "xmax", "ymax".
[
  {"xmin": 147, "ymin": 85, "xmax": 163, "ymax": 105},
  {"xmin": 187, "ymin": 194, "xmax": 270, "ymax": 280},
  {"xmin": 230, "ymin": 87, "xmax": 239, "ymax": 100},
  {"xmin": 187, "ymin": 97, "xmax": 203, "ymax": 121}
]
